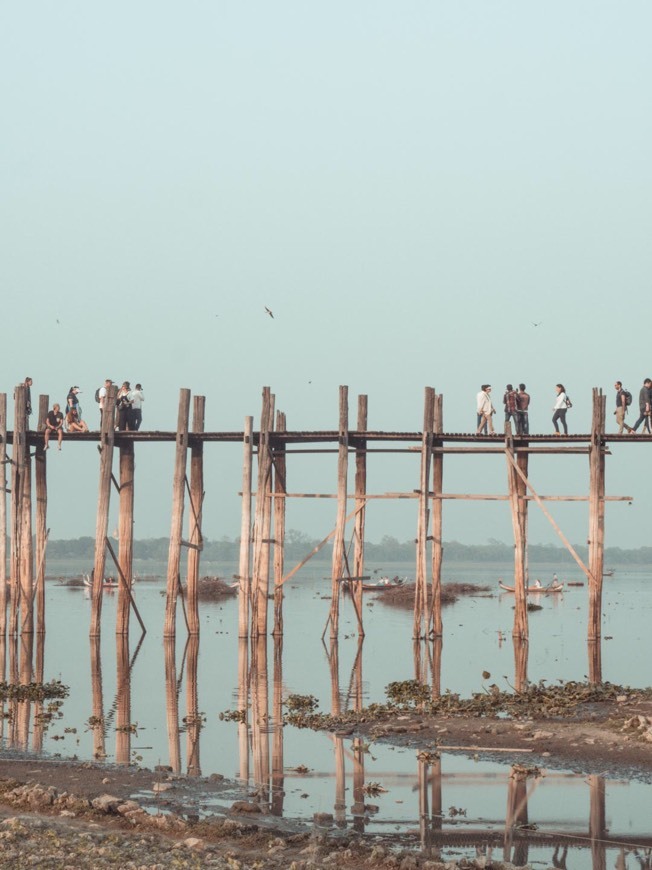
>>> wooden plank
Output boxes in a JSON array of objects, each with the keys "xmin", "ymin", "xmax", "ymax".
[
  {"xmin": 237, "ymin": 417, "xmax": 253, "ymax": 639},
  {"xmin": 163, "ymin": 388, "xmax": 191, "ymax": 638},
  {"xmin": 186, "ymin": 396, "xmax": 205, "ymax": 637}
]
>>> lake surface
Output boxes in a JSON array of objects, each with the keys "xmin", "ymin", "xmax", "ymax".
[{"xmin": 2, "ymin": 557, "xmax": 652, "ymax": 865}]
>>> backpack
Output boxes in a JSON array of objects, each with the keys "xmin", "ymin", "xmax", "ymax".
[
  {"xmin": 623, "ymin": 389, "xmax": 633, "ymax": 406},
  {"xmin": 94, "ymin": 387, "xmax": 101, "ymax": 403},
  {"xmin": 565, "ymin": 395, "xmax": 573, "ymax": 409}
]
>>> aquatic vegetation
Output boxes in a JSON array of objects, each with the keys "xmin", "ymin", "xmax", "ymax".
[
  {"xmin": 285, "ymin": 694, "xmax": 319, "ymax": 713},
  {"xmin": 0, "ymin": 681, "xmax": 69, "ymax": 702},
  {"xmin": 361, "ymin": 781, "xmax": 388, "ymax": 796},
  {"xmin": 218, "ymin": 709, "xmax": 247, "ymax": 723}
]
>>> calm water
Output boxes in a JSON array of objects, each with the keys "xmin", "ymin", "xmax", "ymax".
[{"xmin": 2, "ymin": 558, "xmax": 652, "ymax": 865}]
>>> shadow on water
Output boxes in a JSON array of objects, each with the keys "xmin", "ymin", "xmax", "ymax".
[{"xmin": 2, "ymin": 569, "xmax": 652, "ymax": 867}]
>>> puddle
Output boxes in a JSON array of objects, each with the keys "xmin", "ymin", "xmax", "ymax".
[{"xmin": 2, "ymin": 559, "xmax": 652, "ymax": 864}]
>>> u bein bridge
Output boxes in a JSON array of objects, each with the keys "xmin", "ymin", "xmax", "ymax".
[{"xmin": 0, "ymin": 382, "xmax": 635, "ymax": 685}]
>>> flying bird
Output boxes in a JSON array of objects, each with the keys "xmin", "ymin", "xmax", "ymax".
[
  {"xmin": 264, "ymin": 306, "xmax": 274, "ymax": 319},
  {"xmin": 531, "ymin": 321, "xmax": 542, "ymax": 327}
]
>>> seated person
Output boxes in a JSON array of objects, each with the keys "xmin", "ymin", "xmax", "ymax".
[
  {"xmin": 66, "ymin": 407, "xmax": 89, "ymax": 433},
  {"xmin": 44, "ymin": 403, "xmax": 64, "ymax": 450}
]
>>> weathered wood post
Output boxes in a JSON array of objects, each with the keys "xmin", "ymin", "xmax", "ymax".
[
  {"xmin": 271, "ymin": 634, "xmax": 284, "ymax": 816},
  {"xmin": 251, "ymin": 634, "xmax": 270, "ymax": 801},
  {"xmin": 32, "ymin": 633, "xmax": 45, "ymax": 753},
  {"xmin": 430, "ymin": 393, "xmax": 444, "ymax": 636},
  {"xmin": 329, "ymin": 386, "xmax": 349, "ymax": 640},
  {"xmin": 589, "ymin": 775, "xmax": 607, "ymax": 870},
  {"xmin": 164, "ymin": 388, "xmax": 191, "ymax": 639},
  {"xmin": 0, "ymin": 394, "xmax": 7, "ymax": 637},
  {"xmin": 17, "ymin": 633, "xmax": 33, "ymax": 749},
  {"xmin": 187, "ymin": 396, "xmax": 205, "ymax": 637},
  {"xmin": 90, "ymin": 636, "xmax": 106, "ymax": 761},
  {"xmin": 588, "ymin": 389, "xmax": 606, "ymax": 643},
  {"xmin": 251, "ymin": 388, "xmax": 273, "ymax": 636},
  {"xmin": 13, "ymin": 386, "xmax": 34, "ymax": 636},
  {"xmin": 90, "ymin": 385, "xmax": 117, "ymax": 638},
  {"xmin": 238, "ymin": 417, "xmax": 253, "ymax": 639},
  {"xmin": 353, "ymin": 395, "xmax": 368, "ymax": 637},
  {"xmin": 164, "ymin": 637, "xmax": 181, "ymax": 773},
  {"xmin": 237, "ymin": 638, "xmax": 249, "ymax": 782},
  {"xmin": 505, "ymin": 425, "xmax": 528, "ymax": 640},
  {"xmin": 35, "ymin": 396, "xmax": 48, "ymax": 636},
  {"xmin": 9, "ymin": 389, "xmax": 23, "ymax": 637},
  {"xmin": 414, "ymin": 387, "xmax": 434, "ymax": 639},
  {"xmin": 116, "ymin": 438, "xmax": 135, "ymax": 636},
  {"xmin": 272, "ymin": 411, "xmax": 286, "ymax": 636}
]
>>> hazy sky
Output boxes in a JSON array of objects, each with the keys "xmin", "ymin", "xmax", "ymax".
[{"xmin": 2, "ymin": 3, "xmax": 652, "ymax": 548}]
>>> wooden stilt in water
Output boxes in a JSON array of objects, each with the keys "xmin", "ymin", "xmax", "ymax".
[
  {"xmin": 257, "ymin": 395, "xmax": 275, "ymax": 637},
  {"xmin": 329, "ymin": 386, "xmax": 349, "ymax": 640},
  {"xmin": 588, "ymin": 388, "xmax": 606, "ymax": 648},
  {"xmin": 187, "ymin": 396, "xmax": 205, "ymax": 637},
  {"xmin": 34, "ymin": 396, "xmax": 48, "ymax": 637},
  {"xmin": 0, "ymin": 394, "xmax": 7, "ymax": 638},
  {"xmin": 271, "ymin": 634, "xmax": 284, "ymax": 816},
  {"xmin": 414, "ymin": 388, "xmax": 434, "ymax": 639},
  {"xmin": 505, "ymin": 427, "xmax": 528, "ymax": 640},
  {"xmin": 90, "ymin": 386, "xmax": 117, "ymax": 638},
  {"xmin": 14, "ymin": 387, "xmax": 34, "ymax": 636},
  {"xmin": 164, "ymin": 388, "xmax": 191, "ymax": 639},
  {"xmin": 513, "ymin": 637, "xmax": 528, "ymax": 693},
  {"xmin": 237, "ymin": 417, "xmax": 254, "ymax": 639},
  {"xmin": 90, "ymin": 636, "xmax": 106, "ymax": 762},
  {"xmin": 589, "ymin": 774, "xmax": 607, "ymax": 870},
  {"xmin": 251, "ymin": 389, "xmax": 273, "ymax": 637},
  {"xmin": 17, "ymin": 633, "xmax": 33, "ymax": 749},
  {"xmin": 9, "ymin": 390, "xmax": 19, "ymax": 637},
  {"xmin": 32, "ymin": 633, "xmax": 45, "ymax": 753},
  {"xmin": 116, "ymin": 440, "xmax": 134, "ymax": 636},
  {"xmin": 272, "ymin": 411, "xmax": 286, "ymax": 636},
  {"xmin": 430, "ymin": 393, "xmax": 443, "ymax": 637},
  {"xmin": 251, "ymin": 635, "xmax": 270, "ymax": 801},
  {"xmin": 186, "ymin": 636, "xmax": 201, "ymax": 775},
  {"xmin": 353, "ymin": 395, "xmax": 367, "ymax": 637},
  {"xmin": 237, "ymin": 638, "xmax": 249, "ymax": 782}
]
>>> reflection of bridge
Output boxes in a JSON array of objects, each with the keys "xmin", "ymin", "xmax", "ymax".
[{"xmin": 1, "ymin": 385, "xmax": 630, "ymax": 689}]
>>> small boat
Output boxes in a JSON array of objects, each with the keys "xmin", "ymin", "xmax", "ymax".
[
  {"xmin": 603, "ymin": 569, "xmax": 615, "ymax": 577},
  {"xmin": 83, "ymin": 574, "xmax": 120, "ymax": 591},
  {"xmin": 362, "ymin": 576, "xmax": 406, "ymax": 592},
  {"xmin": 499, "ymin": 581, "xmax": 564, "ymax": 594}
]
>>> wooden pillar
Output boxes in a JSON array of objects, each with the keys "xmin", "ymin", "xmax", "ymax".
[
  {"xmin": 272, "ymin": 411, "xmax": 286, "ymax": 636},
  {"xmin": 589, "ymin": 775, "xmax": 607, "ymax": 870},
  {"xmin": 513, "ymin": 637, "xmax": 528, "ymax": 693},
  {"xmin": 238, "ymin": 417, "xmax": 254, "ymax": 639},
  {"xmin": 506, "ymin": 428, "xmax": 528, "ymax": 640},
  {"xmin": 237, "ymin": 638, "xmax": 249, "ymax": 782},
  {"xmin": 90, "ymin": 385, "xmax": 117, "ymax": 638},
  {"xmin": 414, "ymin": 388, "xmax": 434, "ymax": 639},
  {"xmin": 9, "ymin": 389, "xmax": 23, "ymax": 637},
  {"xmin": 186, "ymin": 636, "xmax": 201, "ymax": 775},
  {"xmin": 90, "ymin": 636, "xmax": 106, "ymax": 761},
  {"xmin": 163, "ymin": 388, "xmax": 191, "ymax": 639},
  {"xmin": 251, "ymin": 635, "xmax": 270, "ymax": 802},
  {"xmin": 430, "ymin": 393, "xmax": 443, "ymax": 637},
  {"xmin": 13, "ymin": 386, "xmax": 34, "ymax": 636},
  {"xmin": 32, "ymin": 634, "xmax": 45, "ymax": 753},
  {"xmin": 251, "ymin": 388, "xmax": 274, "ymax": 637},
  {"xmin": 164, "ymin": 637, "xmax": 181, "ymax": 773},
  {"xmin": 588, "ymin": 388, "xmax": 606, "ymax": 646},
  {"xmin": 353, "ymin": 395, "xmax": 367, "ymax": 637},
  {"xmin": 116, "ymin": 440, "xmax": 134, "ymax": 636},
  {"xmin": 329, "ymin": 386, "xmax": 349, "ymax": 640},
  {"xmin": 0, "ymin": 394, "xmax": 7, "ymax": 638},
  {"xmin": 35, "ymin": 396, "xmax": 48, "ymax": 636},
  {"xmin": 17, "ymin": 633, "xmax": 33, "ymax": 749},
  {"xmin": 115, "ymin": 634, "xmax": 131, "ymax": 765},
  {"xmin": 187, "ymin": 396, "xmax": 205, "ymax": 637}
]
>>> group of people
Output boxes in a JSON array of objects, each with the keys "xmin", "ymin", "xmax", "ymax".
[
  {"xmin": 476, "ymin": 383, "xmax": 572, "ymax": 435},
  {"xmin": 98, "ymin": 379, "xmax": 144, "ymax": 431},
  {"xmin": 614, "ymin": 379, "xmax": 652, "ymax": 434},
  {"xmin": 23, "ymin": 377, "xmax": 145, "ymax": 451}
]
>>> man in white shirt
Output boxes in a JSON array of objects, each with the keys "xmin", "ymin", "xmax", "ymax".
[
  {"xmin": 128, "ymin": 384, "xmax": 145, "ymax": 431},
  {"xmin": 476, "ymin": 385, "xmax": 495, "ymax": 435},
  {"xmin": 98, "ymin": 379, "xmax": 113, "ymax": 428}
]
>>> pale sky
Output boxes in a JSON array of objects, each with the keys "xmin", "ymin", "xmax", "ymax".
[{"xmin": 2, "ymin": 3, "xmax": 651, "ymax": 548}]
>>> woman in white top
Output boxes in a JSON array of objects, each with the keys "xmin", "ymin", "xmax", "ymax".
[{"xmin": 552, "ymin": 383, "xmax": 570, "ymax": 435}]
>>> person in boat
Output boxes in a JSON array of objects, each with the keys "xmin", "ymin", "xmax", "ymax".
[
  {"xmin": 552, "ymin": 573, "xmax": 559, "ymax": 585},
  {"xmin": 65, "ymin": 407, "xmax": 89, "ymax": 433},
  {"xmin": 533, "ymin": 578, "xmax": 542, "ymax": 588},
  {"xmin": 44, "ymin": 403, "xmax": 64, "ymax": 450}
]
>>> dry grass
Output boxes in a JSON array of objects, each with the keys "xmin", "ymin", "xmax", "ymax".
[{"xmin": 378, "ymin": 581, "xmax": 491, "ymax": 610}]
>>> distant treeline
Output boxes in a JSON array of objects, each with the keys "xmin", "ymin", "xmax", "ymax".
[{"xmin": 41, "ymin": 532, "xmax": 652, "ymax": 565}]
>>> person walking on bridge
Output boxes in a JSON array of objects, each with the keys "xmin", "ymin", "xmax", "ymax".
[
  {"xmin": 476, "ymin": 385, "xmax": 495, "ymax": 435},
  {"xmin": 614, "ymin": 381, "xmax": 633, "ymax": 434},
  {"xmin": 631, "ymin": 378, "xmax": 652, "ymax": 434}
]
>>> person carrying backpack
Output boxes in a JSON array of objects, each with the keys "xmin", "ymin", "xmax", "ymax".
[
  {"xmin": 552, "ymin": 383, "xmax": 571, "ymax": 435},
  {"xmin": 631, "ymin": 378, "xmax": 652, "ymax": 434},
  {"xmin": 614, "ymin": 381, "xmax": 633, "ymax": 434}
]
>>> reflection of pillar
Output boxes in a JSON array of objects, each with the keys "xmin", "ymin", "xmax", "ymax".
[
  {"xmin": 328, "ymin": 640, "xmax": 346, "ymax": 827},
  {"xmin": 513, "ymin": 638, "xmax": 528, "ymax": 693},
  {"xmin": 251, "ymin": 635, "xmax": 269, "ymax": 802},
  {"xmin": 431, "ymin": 756, "xmax": 443, "ymax": 856},
  {"xmin": 589, "ymin": 775, "xmax": 607, "ymax": 870},
  {"xmin": 0, "ymin": 636, "xmax": 5, "ymax": 744},
  {"xmin": 418, "ymin": 759, "xmax": 430, "ymax": 854},
  {"xmin": 164, "ymin": 638, "xmax": 181, "ymax": 773},
  {"xmin": 115, "ymin": 634, "xmax": 131, "ymax": 765},
  {"xmin": 8, "ymin": 634, "xmax": 18, "ymax": 747},
  {"xmin": 32, "ymin": 633, "xmax": 45, "ymax": 753},
  {"xmin": 351, "ymin": 737, "xmax": 365, "ymax": 833},
  {"xmin": 588, "ymin": 639, "xmax": 602, "ymax": 686},
  {"xmin": 505, "ymin": 765, "xmax": 529, "ymax": 867},
  {"xmin": 16, "ymin": 633, "xmax": 33, "ymax": 749},
  {"xmin": 271, "ymin": 635, "xmax": 284, "ymax": 816},
  {"xmin": 237, "ymin": 638, "xmax": 249, "ymax": 782},
  {"xmin": 90, "ymin": 636, "xmax": 106, "ymax": 761},
  {"xmin": 186, "ymin": 636, "xmax": 201, "ymax": 776},
  {"xmin": 431, "ymin": 637, "xmax": 442, "ymax": 699}
]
